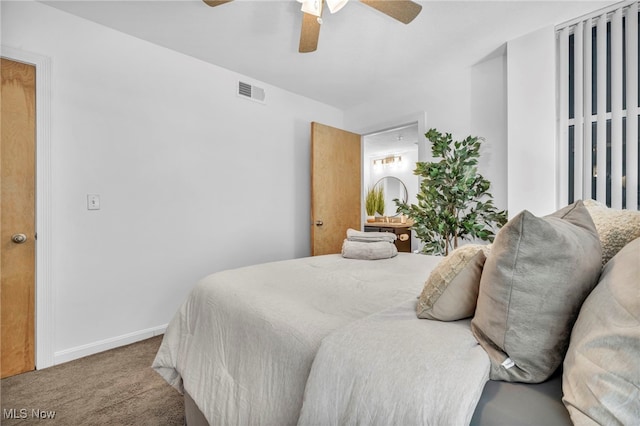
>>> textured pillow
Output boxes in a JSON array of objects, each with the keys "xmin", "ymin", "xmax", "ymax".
[
  {"xmin": 562, "ymin": 237, "xmax": 640, "ymax": 425},
  {"xmin": 583, "ymin": 199, "xmax": 640, "ymax": 264},
  {"xmin": 417, "ymin": 244, "xmax": 490, "ymax": 321},
  {"xmin": 471, "ymin": 201, "xmax": 602, "ymax": 383}
]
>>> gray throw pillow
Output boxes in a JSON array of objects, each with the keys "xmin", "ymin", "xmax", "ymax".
[
  {"xmin": 471, "ymin": 201, "xmax": 602, "ymax": 383},
  {"xmin": 562, "ymin": 237, "xmax": 640, "ymax": 425}
]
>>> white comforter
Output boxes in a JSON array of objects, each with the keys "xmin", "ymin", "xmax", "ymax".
[
  {"xmin": 153, "ymin": 254, "xmax": 442, "ymax": 426},
  {"xmin": 298, "ymin": 300, "xmax": 491, "ymax": 426},
  {"xmin": 153, "ymin": 253, "xmax": 492, "ymax": 425}
]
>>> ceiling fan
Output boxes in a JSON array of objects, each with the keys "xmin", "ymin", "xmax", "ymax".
[{"xmin": 203, "ymin": 0, "xmax": 422, "ymax": 53}]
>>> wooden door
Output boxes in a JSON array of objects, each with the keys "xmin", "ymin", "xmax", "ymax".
[
  {"xmin": 311, "ymin": 122, "xmax": 361, "ymax": 255},
  {"xmin": 1, "ymin": 58, "xmax": 36, "ymax": 378}
]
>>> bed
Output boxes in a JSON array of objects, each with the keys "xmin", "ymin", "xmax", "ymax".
[
  {"xmin": 154, "ymin": 201, "xmax": 639, "ymax": 425},
  {"xmin": 153, "ymin": 201, "xmax": 640, "ymax": 426},
  {"xmin": 152, "ymin": 253, "xmax": 571, "ymax": 425}
]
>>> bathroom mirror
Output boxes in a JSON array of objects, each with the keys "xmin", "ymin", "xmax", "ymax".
[{"xmin": 373, "ymin": 176, "xmax": 408, "ymax": 217}]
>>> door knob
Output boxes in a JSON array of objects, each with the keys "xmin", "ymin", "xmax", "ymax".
[
  {"xmin": 11, "ymin": 234, "xmax": 27, "ymax": 244},
  {"xmin": 315, "ymin": 220, "xmax": 323, "ymax": 226}
]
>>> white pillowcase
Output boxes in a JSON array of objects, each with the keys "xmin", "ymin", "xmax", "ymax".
[{"xmin": 583, "ymin": 199, "xmax": 640, "ymax": 264}]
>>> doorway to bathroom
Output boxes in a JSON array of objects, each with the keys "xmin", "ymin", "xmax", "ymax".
[{"xmin": 362, "ymin": 122, "xmax": 420, "ymax": 251}]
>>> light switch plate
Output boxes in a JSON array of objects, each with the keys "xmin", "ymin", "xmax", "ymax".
[{"xmin": 87, "ymin": 194, "xmax": 100, "ymax": 210}]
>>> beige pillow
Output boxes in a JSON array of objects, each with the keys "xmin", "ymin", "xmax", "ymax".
[
  {"xmin": 471, "ymin": 201, "xmax": 602, "ymax": 383},
  {"xmin": 583, "ymin": 199, "xmax": 640, "ymax": 264},
  {"xmin": 417, "ymin": 244, "xmax": 489, "ymax": 321},
  {"xmin": 562, "ymin": 237, "xmax": 640, "ymax": 425}
]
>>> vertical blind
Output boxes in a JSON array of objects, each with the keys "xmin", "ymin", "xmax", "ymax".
[{"xmin": 557, "ymin": 0, "xmax": 639, "ymax": 210}]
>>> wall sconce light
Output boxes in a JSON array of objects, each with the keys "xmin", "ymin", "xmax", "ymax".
[
  {"xmin": 298, "ymin": 0, "xmax": 323, "ymax": 16},
  {"xmin": 326, "ymin": 0, "xmax": 349, "ymax": 13},
  {"xmin": 373, "ymin": 155, "xmax": 402, "ymax": 166}
]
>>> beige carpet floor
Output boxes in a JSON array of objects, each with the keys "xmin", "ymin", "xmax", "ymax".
[{"xmin": 0, "ymin": 336, "xmax": 183, "ymax": 425}]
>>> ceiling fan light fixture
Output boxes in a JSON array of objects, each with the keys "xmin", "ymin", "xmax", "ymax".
[
  {"xmin": 202, "ymin": 0, "xmax": 422, "ymax": 53},
  {"xmin": 298, "ymin": 0, "xmax": 323, "ymax": 17},
  {"xmin": 326, "ymin": 0, "xmax": 348, "ymax": 14}
]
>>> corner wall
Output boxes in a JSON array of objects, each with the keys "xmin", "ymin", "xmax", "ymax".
[
  {"xmin": 470, "ymin": 51, "xmax": 509, "ymax": 214},
  {"xmin": 507, "ymin": 25, "xmax": 558, "ymax": 217}
]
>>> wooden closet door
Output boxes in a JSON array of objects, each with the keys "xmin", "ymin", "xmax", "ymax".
[{"xmin": 1, "ymin": 58, "xmax": 36, "ymax": 378}]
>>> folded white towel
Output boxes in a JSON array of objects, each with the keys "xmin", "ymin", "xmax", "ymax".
[
  {"xmin": 341, "ymin": 240, "xmax": 398, "ymax": 260},
  {"xmin": 346, "ymin": 228, "xmax": 397, "ymax": 243}
]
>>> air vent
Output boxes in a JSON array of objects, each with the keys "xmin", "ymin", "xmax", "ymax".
[{"xmin": 238, "ymin": 81, "xmax": 266, "ymax": 104}]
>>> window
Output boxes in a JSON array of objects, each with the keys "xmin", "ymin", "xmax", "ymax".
[{"xmin": 557, "ymin": 1, "xmax": 639, "ymax": 210}]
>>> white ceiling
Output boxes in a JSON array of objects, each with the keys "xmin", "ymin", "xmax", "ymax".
[
  {"xmin": 364, "ymin": 122, "xmax": 419, "ymax": 157},
  {"xmin": 42, "ymin": 0, "xmax": 614, "ymax": 110}
]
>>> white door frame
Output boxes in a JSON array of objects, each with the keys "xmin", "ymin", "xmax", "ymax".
[
  {"xmin": 355, "ymin": 111, "xmax": 428, "ymax": 252},
  {"xmin": 2, "ymin": 46, "xmax": 54, "ymax": 369}
]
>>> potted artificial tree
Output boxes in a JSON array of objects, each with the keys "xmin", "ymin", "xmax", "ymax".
[{"xmin": 395, "ymin": 129, "xmax": 507, "ymax": 255}]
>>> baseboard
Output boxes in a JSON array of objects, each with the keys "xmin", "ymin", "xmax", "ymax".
[{"xmin": 53, "ymin": 325, "xmax": 167, "ymax": 366}]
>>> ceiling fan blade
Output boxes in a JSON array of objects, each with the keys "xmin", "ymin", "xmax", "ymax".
[
  {"xmin": 203, "ymin": 0, "xmax": 233, "ymax": 7},
  {"xmin": 359, "ymin": 0, "xmax": 422, "ymax": 24},
  {"xmin": 299, "ymin": 13, "xmax": 322, "ymax": 53}
]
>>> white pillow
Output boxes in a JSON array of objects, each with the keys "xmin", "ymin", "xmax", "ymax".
[{"xmin": 583, "ymin": 199, "xmax": 640, "ymax": 264}]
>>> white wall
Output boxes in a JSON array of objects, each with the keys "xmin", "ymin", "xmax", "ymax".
[
  {"xmin": 470, "ymin": 51, "xmax": 509, "ymax": 214},
  {"xmin": 2, "ymin": 1, "xmax": 343, "ymax": 364},
  {"xmin": 507, "ymin": 25, "xmax": 558, "ymax": 217},
  {"xmin": 344, "ymin": 68, "xmax": 472, "ymax": 141}
]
